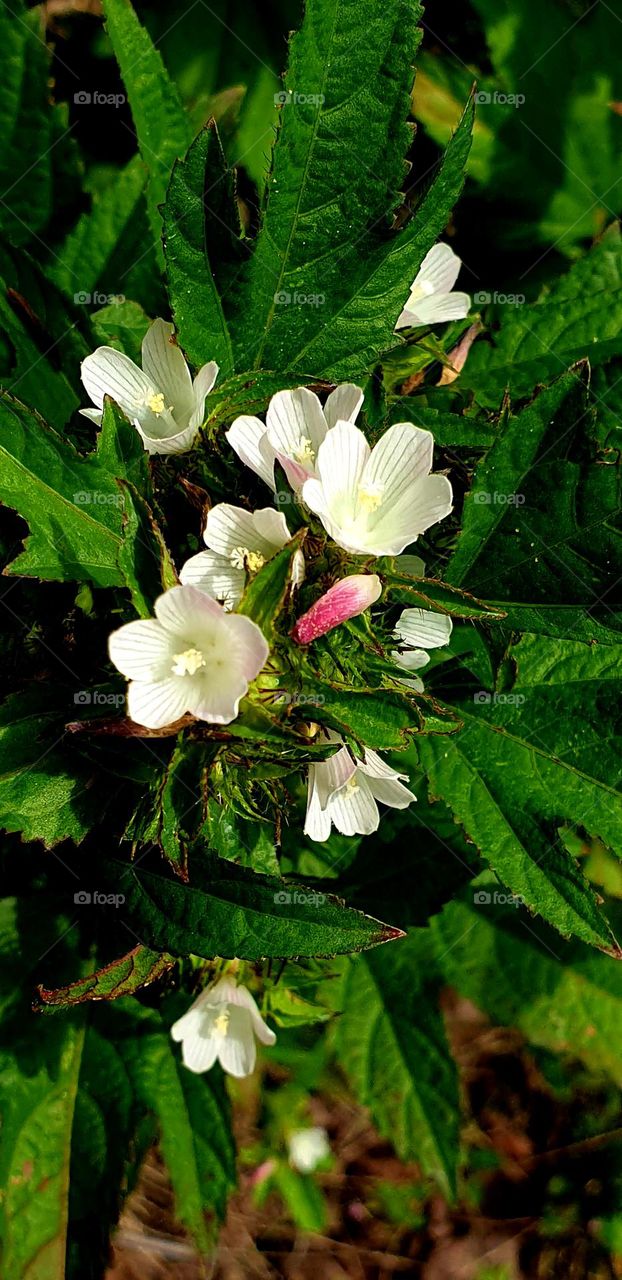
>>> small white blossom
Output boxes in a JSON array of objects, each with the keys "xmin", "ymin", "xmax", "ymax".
[
  {"xmin": 226, "ymin": 384, "xmax": 363, "ymax": 491},
  {"xmin": 180, "ymin": 503, "xmax": 304, "ymax": 609},
  {"xmin": 288, "ymin": 1127, "xmax": 330, "ymax": 1173},
  {"xmin": 395, "ymin": 243, "xmax": 471, "ymax": 330},
  {"xmin": 171, "ymin": 976, "xmax": 276, "ymax": 1077},
  {"xmin": 301, "ymin": 420, "xmax": 452, "ymax": 556},
  {"xmin": 304, "ymin": 731, "xmax": 416, "ymax": 842},
  {"xmin": 108, "ymin": 584, "xmax": 269, "ymax": 729},
  {"xmin": 391, "ymin": 606, "xmax": 453, "ymax": 691},
  {"xmin": 80, "ymin": 318, "xmax": 218, "ymax": 454}
]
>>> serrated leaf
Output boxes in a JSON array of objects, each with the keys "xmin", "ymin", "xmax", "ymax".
[
  {"xmin": 463, "ymin": 226, "xmax": 622, "ymax": 406},
  {"xmin": 236, "ymin": 0, "xmax": 424, "ymax": 373},
  {"xmin": 418, "ymin": 678, "xmax": 622, "ymax": 952},
  {"xmin": 36, "ymin": 946, "xmax": 174, "ymax": 1009},
  {"xmin": 432, "ymin": 879, "xmax": 622, "ymax": 1086},
  {"xmin": 336, "ymin": 931, "xmax": 459, "ymax": 1197},
  {"xmin": 102, "ymin": 0, "xmax": 191, "ymax": 252},
  {"xmin": 446, "ymin": 369, "xmax": 622, "ymax": 643},
  {"xmin": 104, "ymin": 854, "xmax": 403, "ymax": 960},
  {"xmin": 164, "ymin": 123, "xmax": 242, "ymax": 374}
]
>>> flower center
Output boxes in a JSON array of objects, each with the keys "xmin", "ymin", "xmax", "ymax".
[
  {"xmin": 144, "ymin": 390, "xmax": 174, "ymax": 416},
  {"xmin": 171, "ymin": 647, "xmax": 206, "ymax": 677},
  {"xmin": 230, "ymin": 546, "xmax": 266, "ymax": 573},
  {"xmin": 213, "ymin": 1008, "xmax": 230, "ymax": 1038},
  {"xmin": 357, "ymin": 480, "xmax": 385, "ymax": 512},
  {"xmin": 290, "ymin": 436, "xmax": 315, "ymax": 465}
]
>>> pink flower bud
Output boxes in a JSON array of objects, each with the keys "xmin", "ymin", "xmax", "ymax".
[{"xmin": 292, "ymin": 574, "xmax": 381, "ymax": 645}]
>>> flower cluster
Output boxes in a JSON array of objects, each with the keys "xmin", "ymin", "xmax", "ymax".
[{"xmin": 85, "ymin": 246, "xmax": 467, "ymax": 1077}]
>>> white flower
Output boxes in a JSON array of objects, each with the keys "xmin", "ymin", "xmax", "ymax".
[
  {"xmin": 108, "ymin": 584, "xmax": 269, "ymax": 729},
  {"xmin": 395, "ymin": 243, "xmax": 471, "ymax": 330},
  {"xmin": 304, "ymin": 732, "xmax": 416, "ymax": 842},
  {"xmin": 171, "ymin": 976, "xmax": 276, "ymax": 1077},
  {"xmin": 288, "ymin": 1127, "xmax": 330, "ymax": 1173},
  {"xmin": 80, "ymin": 317, "xmax": 218, "ymax": 454},
  {"xmin": 180, "ymin": 503, "xmax": 304, "ymax": 610},
  {"xmin": 301, "ymin": 420, "xmax": 452, "ymax": 556},
  {"xmin": 391, "ymin": 606, "xmax": 453, "ymax": 691},
  {"xmin": 226, "ymin": 383, "xmax": 364, "ymax": 492}
]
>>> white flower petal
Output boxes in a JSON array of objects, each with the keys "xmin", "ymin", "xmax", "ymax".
[
  {"xmin": 127, "ymin": 677, "xmax": 188, "ymax": 729},
  {"xmin": 141, "ymin": 318, "xmax": 194, "ymax": 423},
  {"xmin": 81, "ymin": 346, "xmax": 153, "ymax": 415},
  {"xmin": 399, "ymin": 291, "xmax": 471, "ymax": 328},
  {"xmin": 357, "ymin": 748, "xmax": 408, "ymax": 782},
  {"xmin": 266, "ymin": 387, "xmax": 328, "ymax": 467},
  {"xmin": 216, "ymin": 1006, "xmax": 257, "ymax": 1077},
  {"xmin": 304, "ymin": 773, "xmax": 333, "ymax": 841},
  {"xmin": 179, "ymin": 551, "xmax": 245, "ymax": 609},
  {"xmin": 414, "ymin": 242, "xmax": 462, "ymax": 296},
  {"xmin": 222, "ymin": 981, "xmax": 277, "ymax": 1045},
  {"xmin": 223, "ymin": 613, "xmax": 270, "ymax": 681},
  {"xmin": 323, "ymin": 383, "xmax": 364, "ymax": 429},
  {"xmin": 153, "ymin": 583, "xmax": 224, "ymax": 637},
  {"xmin": 394, "ymin": 607, "xmax": 453, "ymax": 650},
  {"xmin": 226, "ymin": 416, "xmax": 276, "ymax": 490},
  {"xmin": 189, "ymin": 361, "xmax": 219, "ymax": 430},
  {"xmin": 391, "ymin": 647, "xmax": 430, "ymax": 671},
  {"xmin": 180, "ymin": 1029, "xmax": 220, "ymax": 1074},
  {"xmin": 79, "ymin": 407, "xmax": 103, "ymax": 425},
  {"xmin": 205, "ymin": 504, "xmax": 289, "ymax": 559},
  {"xmin": 363, "ymin": 422, "xmax": 433, "ymax": 492},
  {"xmin": 108, "ymin": 619, "xmax": 174, "ymax": 681},
  {"xmin": 185, "ymin": 669, "xmax": 249, "ymax": 724},
  {"xmin": 137, "ymin": 419, "xmax": 199, "ymax": 455},
  {"xmin": 364, "ymin": 773, "xmax": 417, "ymax": 809},
  {"xmin": 302, "ymin": 420, "xmax": 369, "ymax": 537},
  {"xmin": 328, "ymin": 774, "xmax": 380, "ymax": 836}
]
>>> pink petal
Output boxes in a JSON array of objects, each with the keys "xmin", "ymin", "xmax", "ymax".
[{"xmin": 292, "ymin": 574, "xmax": 381, "ymax": 645}]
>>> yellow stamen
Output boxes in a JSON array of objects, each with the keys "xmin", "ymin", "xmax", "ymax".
[
  {"xmin": 357, "ymin": 480, "xmax": 384, "ymax": 512},
  {"xmin": 231, "ymin": 546, "xmax": 266, "ymax": 573},
  {"xmin": 171, "ymin": 648, "xmax": 206, "ymax": 677},
  {"xmin": 147, "ymin": 391, "xmax": 167, "ymax": 415},
  {"xmin": 291, "ymin": 436, "xmax": 315, "ymax": 464},
  {"xmin": 213, "ymin": 1009, "xmax": 230, "ymax": 1038}
]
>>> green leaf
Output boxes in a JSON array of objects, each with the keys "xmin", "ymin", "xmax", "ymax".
[
  {"xmin": 118, "ymin": 998, "xmax": 236, "ymax": 1252},
  {"xmin": 417, "ymin": 675, "xmax": 622, "ymax": 952},
  {"xmin": 0, "ymin": 691, "xmax": 105, "ymax": 847},
  {"xmin": 238, "ymin": 531, "xmax": 306, "ymax": 638},
  {"xmin": 463, "ymin": 226, "xmax": 622, "ymax": 405},
  {"xmin": 48, "ymin": 156, "xmax": 160, "ymax": 314},
  {"xmin": 91, "ymin": 299, "xmax": 151, "ymax": 362},
  {"xmin": 0, "ymin": 393, "xmax": 172, "ymax": 594},
  {"xmin": 0, "ymin": 1, "xmax": 74, "ymax": 247},
  {"xmin": 433, "ymin": 879, "xmax": 622, "ymax": 1086},
  {"xmin": 105, "ymin": 854, "xmax": 404, "ymax": 960},
  {"xmin": 36, "ymin": 946, "xmax": 174, "ymax": 1009},
  {"xmin": 237, "ymin": 0, "xmax": 424, "ymax": 374},
  {"xmin": 446, "ymin": 369, "xmax": 622, "ymax": 643},
  {"xmin": 102, "ymin": 0, "xmax": 192, "ymax": 251},
  {"xmin": 203, "ymin": 798, "xmax": 280, "ymax": 876},
  {"xmin": 336, "ymin": 931, "xmax": 459, "ymax": 1197},
  {"xmin": 286, "ymin": 96, "xmax": 474, "ymax": 381},
  {"xmin": 379, "ymin": 565, "xmax": 506, "ymax": 621},
  {"xmin": 0, "ymin": 239, "xmax": 92, "ymax": 431},
  {"xmin": 164, "ymin": 123, "xmax": 242, "ymax": 374},
  {"xmin": 295, "ymin": 680, "xmax": 416, "ymax": 750}
]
